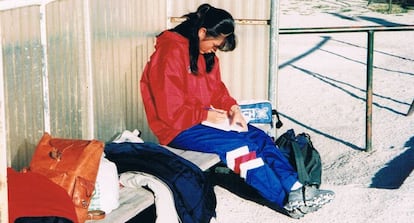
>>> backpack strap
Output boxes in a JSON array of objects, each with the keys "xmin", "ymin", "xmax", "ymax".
[{"xmin": 291, "ymin": 141, "xmax": 311, "ymax": 185}]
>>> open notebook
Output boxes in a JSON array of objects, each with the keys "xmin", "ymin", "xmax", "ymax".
[{"xmin": 201, "ymin": 119, "xmax": 247, "ymax": 132}]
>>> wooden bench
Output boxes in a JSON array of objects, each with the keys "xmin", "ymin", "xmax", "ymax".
[
  {"xmin": 163, "ymin": 146, "xmax": 221, "ymax": 171},
  {"xmin": 86, "ymin": 186, "xmax": 154, "ymax": 223},
  {"xmin": 87, "ymin": 146, "xmax": 220, "ymax": 222}
]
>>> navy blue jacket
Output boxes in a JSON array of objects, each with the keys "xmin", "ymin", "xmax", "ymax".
[{"xmin": 104, "ymin": 142, "xmax": 216, "ymax": 223}]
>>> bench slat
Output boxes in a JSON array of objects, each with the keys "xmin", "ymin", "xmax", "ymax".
[
  {"xmin": 163, "ymin": 146, "xmax": 220, "ymax": 171},
  {"xmin": 87, "ymin": 186, "xmax": 154, "ymax": 223}
]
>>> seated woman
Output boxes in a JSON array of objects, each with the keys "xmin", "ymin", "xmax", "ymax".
[{"xmin": 140, "ymin": 3, "xmax": 334, "ymax": 218}]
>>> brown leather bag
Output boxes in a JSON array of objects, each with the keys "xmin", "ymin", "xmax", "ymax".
[{"xmin": 28, "ymin": 132, "xmax": 104, "ymax": 223}]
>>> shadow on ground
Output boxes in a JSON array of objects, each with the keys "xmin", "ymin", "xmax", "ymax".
[
  {"xmin": 278, "ymin": 113, "xmax": 364, "ymax": 151},
  {"xmin": 370, "ymin": 136, "xmax": 414, "ymax": 189}
]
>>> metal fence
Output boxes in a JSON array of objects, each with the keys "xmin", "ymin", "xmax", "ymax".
[{"xmin": 279, "ymin": 24, "xmax": 414, "ymax": 152}]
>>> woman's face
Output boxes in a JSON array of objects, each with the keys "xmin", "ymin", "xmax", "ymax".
[{"xmin": 198, "ymin": 28, "xmax": 226, "ymax": 54}]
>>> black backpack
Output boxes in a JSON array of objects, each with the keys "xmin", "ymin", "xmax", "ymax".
[{"xmin": 275, "ymin": 129, "xmax": 322, "ymax": 188}]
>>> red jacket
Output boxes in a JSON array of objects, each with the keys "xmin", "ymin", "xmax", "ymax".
[
  {"xmin": 140, "ymin": 31, "xmax": 237, "ymax": 145},
  {"xmin": 7, "ymin": 168, "xmax": 78, "ymax": 223}
]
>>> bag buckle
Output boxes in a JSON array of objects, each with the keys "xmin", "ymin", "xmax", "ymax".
[{"xmin": 49, "ymin": 148, "xmax": 62, "ymax": 161}]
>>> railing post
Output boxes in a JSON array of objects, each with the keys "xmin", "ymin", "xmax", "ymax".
[
  {"xmin": 366, "ymin": 30, "xmax": 374, "ymax": 152},
  {"xmin": 268, "ymin": 0, "xmax": 279, "ymax": 138}
]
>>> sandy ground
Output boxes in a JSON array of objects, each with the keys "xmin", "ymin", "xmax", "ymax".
[{"xmin": 213, "ymin": 1, "xmax": 414, "ymax": 223}]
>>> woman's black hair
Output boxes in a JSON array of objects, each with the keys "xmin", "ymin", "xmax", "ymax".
[{"xmin": 171, "ymin": 4, "xmax": 236, "ymax": 74}]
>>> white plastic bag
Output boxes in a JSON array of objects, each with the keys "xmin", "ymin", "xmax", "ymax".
[{"xmin": 89, "ymin": 156, "xmax": 120, "ymax": 214}]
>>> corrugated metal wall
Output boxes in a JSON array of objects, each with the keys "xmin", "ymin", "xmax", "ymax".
[
  {"xmin": 1, "ymin": 0, "xmax": 272, "ymax": 171},
  {"xmin": 47, "ymin": 0, "xmax": 89, "ymax": 138},
  {"xmin": 1, "ymin": 5, "xmax": 45, "ymax": 170},
  {"xmin": 89, "ymin": 0, "xmax": 166, "ymax": 143},
  {"xmin": 0, "ymin": 0, "xmax": 274, "ymax": 175},
  {"xmin": 0, "ymin": 0, "xmax": 168, "ymax": 170}
]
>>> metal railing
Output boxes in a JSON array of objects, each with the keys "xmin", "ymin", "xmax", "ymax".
[{"xmin": 278, "ymin": 25, "xmax": 414, "ymax": 152}]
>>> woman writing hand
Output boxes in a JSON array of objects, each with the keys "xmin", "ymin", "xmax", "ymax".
[
  {"xmin": 228, "ymin": 105, "xmax": 248, "ymax": 131},
  {"xmin": 206, "ymin": 108, "xmax": 228, "ymax": 124}
]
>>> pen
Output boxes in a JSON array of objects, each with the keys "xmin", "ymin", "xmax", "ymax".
[{"xmin": 205, "ymin": 107, "xmax": 225, "ymax": 114}]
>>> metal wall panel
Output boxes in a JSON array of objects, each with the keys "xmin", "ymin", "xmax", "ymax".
[
  {"xmin": 46, "ymin": 0, "xmax": 89, "ymax": 139},
  {"xmin": 0, "ymin": 0, "xmax": 167, "ymax": 170},
  {"xmin": 219, "ymin": 25, "xmax": 270, "ymax": 100},
  {"xmin": 0, "ymin": 6, "xmax": 44, "ymax": 169},
  {"xmin": 168, "ymin": 0, "xmax": 269, "ymax": 20},
  {"xmin": 89, "ymin": 0, "xmax": 166, "ymax": 142}
]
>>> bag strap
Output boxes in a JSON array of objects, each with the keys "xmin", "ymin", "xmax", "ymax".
[
  {"xmin": 271, "ymin": 109, "xmax": 283, "ymax": 128},
  {"xmin": 87, "ymin": 210, "xmax": 106, "ymax": 220},
  {"xmin": 291, "ymin": 141, "xmax": 311, "ymax": 185}
]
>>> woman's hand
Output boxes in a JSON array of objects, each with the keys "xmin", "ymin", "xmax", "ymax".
[
  {"xmin": 229, "ymin": 105, "xmax": 248, "ymax": 131},
  {"xmin": 206, "ymin": 108, "xmax": 228, "ymax": 124}
]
